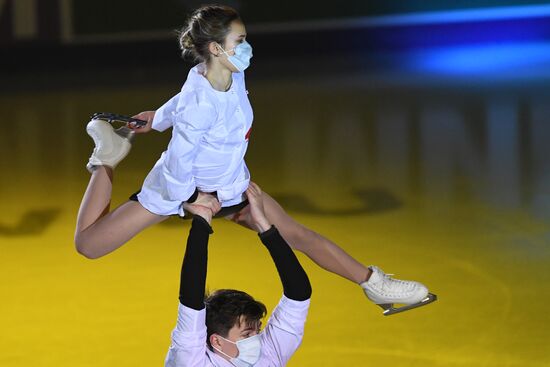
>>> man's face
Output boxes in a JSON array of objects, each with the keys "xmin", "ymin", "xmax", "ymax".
[{"xmin": 213, "ymin": 315, "xmax": 261, "ymax": 358}]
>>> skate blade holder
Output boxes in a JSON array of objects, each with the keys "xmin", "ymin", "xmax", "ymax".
[
  {"xmin": 91, "ymin": 112, "xmax": 148, "ymax": 128},
  {"xmin": 379, "ymin": 293, "xmax": 438, "ymax": 316}
]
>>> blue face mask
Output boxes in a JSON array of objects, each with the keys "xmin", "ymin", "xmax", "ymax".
[
  {"xmin": 214, "ymin": 333, "xmax": 262, "ymax": 367},
  {"xmin": 218, "ymin": 41, "xmax": 253, "ymax": 72}
]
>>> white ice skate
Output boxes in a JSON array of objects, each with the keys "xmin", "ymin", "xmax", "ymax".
[
  {"xmin": 86, "ymin": 118, "xmax": 133, "ymax": 172},
  {"xmin": 360, "ymin": 265, "xmax": 437, "ymax": 316}
]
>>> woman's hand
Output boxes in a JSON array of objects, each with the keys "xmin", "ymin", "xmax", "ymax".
[
  {"xmin": 245, "ymin": 182, "xmax": 271, "ymax": 233},
  {"xmin": 128, "ymin": 111, "xmax": 156, "ymax": 133},
  {"xmin": 183, "ymin": 192, "xmax": 221, "ymax": 224}
]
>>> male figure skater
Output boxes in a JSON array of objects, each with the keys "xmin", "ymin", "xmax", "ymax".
[{"xmin": 165, "ymin": 182, "xmax": 312, "ymax": 367}]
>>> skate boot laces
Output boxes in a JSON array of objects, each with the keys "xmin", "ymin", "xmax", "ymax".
[{"xmin": 369, "ymin": 267, "xmax": 419, "ymax": 297}]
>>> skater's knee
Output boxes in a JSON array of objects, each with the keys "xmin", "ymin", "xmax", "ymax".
[
  {"xmin": 74, "ymin": 234, "xmax": 102, "ymax": 259},
  {"xmin": 75, "ymin": 246, "xmax": 99, "ymax": 259}
]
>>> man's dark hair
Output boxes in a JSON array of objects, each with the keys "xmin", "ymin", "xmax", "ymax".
[{"xmin": 205, "ymin": 289, "xmax": 267, "ymax": 347}]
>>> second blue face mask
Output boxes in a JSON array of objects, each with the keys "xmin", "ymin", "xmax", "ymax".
[{"xmin": 214, "ymin": 333, "xmax": 262, "ymax": 367}]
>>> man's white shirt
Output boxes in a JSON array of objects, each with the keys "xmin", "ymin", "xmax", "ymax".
[
  {"xmin": 165, "ymin": 296, "xmax": 310, "ymax": 367},
  {"xmin": 138, "ymin": 63, "xmax": 254, "ymax": 216}
]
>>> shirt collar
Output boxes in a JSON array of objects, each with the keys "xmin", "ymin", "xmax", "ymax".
[{"xmin": 206, "ymin": 347, "xmax": 234, "ymax": 367}]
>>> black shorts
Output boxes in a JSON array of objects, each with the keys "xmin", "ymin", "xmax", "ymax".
[{"xmin": 129, "ymin": 191, "xmax": 249, "ymax": 219}]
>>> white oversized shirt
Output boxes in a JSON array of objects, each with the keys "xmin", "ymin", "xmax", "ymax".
[
  {"xmin": 138, "ymin": 63, "xmax": 254, "ymax": 216},
  {"xmin": 165, "ymin": 296, "xmax": 310, "ymax": 367}
]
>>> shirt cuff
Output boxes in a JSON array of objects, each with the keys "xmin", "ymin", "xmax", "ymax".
[
  {"xmin": 151, "ymin": 107, "xmax": 171, "ymax": 132},
  {"xmin": 176, "ymin": 303, "xmax": 207, "ymax": 333},
  {"xmin": 266, "ymin": 295, "xmax": 310, "ymax": 337},
  {"xmin": 278, "ymin": 294, "xmax": 311, "ymax": 310},
  {"xmin": 152, "ymin": 93, "xmax": 179, "ymax": 132}
]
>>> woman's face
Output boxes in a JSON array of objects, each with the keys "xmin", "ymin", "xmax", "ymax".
[{"xmin": 217, "ymin": 20, "xmax": 247, "ymax": 72}]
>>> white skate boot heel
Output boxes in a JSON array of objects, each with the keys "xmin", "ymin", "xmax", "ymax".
[
  {"xmin": 360, "ymin": 265, "xmax": 437, "ymax": 316},
  {"xmin": 86, "ymin": 119, "xmax": 133, "ymax": 172}
]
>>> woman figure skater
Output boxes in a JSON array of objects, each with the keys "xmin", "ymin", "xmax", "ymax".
[{"xmin": 75, "ymin": 4, "xmax": 435, "ymax": 315}]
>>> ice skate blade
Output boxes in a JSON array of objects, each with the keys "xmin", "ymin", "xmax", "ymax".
[{"xmin": 379, "ymin": 293, "xmax": 437, "ymax": 316}]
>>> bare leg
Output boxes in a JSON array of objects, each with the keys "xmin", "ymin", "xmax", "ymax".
[
  {"xmin": 230, "ymin": 192, "xmax": 371, "ymax": 284},
  {"xmin": 74, "ymin": 166, "xmax": 166, "ymax": 259}
]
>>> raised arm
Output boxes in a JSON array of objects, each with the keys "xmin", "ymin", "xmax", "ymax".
[
  {"xmin": 179, "ymin": 196, "xmax": 220, "ymax": 308},
  {"xmin": 179, "ymin": 217, "xmax": 212, "ymax": 309},
  {"xmin": 164, "ymin": 196, "xmax": 220, "ymax": 367},
  {"xmin": 246, "ymin": 183, "xmax": 311, "ymax": 365},
  {"xmin": 246, "ymin": 183, "xmax": 312, "ymax": 301}
]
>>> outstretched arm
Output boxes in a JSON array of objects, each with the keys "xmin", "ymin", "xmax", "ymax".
[
  {"xmin": 129, "ymin": 93, "xmax": 182, "ymax": 133},
  {"xmin": 246, "ymin": 183, "xmax": 312, "ymax": 301},
  {"xmin": 246, "ymin": 183, "xmax": 311, "ymax": 365},
  {"xmin": 179, "ymin": 198, "xmax": 220, "ymax": 309},
  {"xmin": 129, "ymin": 110, "xmax": 155, "ymax": 133}
]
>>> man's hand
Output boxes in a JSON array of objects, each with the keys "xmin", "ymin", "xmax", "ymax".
[
  {"xmin": 183, "ymin": 192, "xmax": 221, "ymax": 224},
  {"xmin": 246, "ymin": 182, "xmax": 271, "ymax": 233},
  {"xmin": 128, "ymin": 111, "xmax": 156, "ymax": 133}
]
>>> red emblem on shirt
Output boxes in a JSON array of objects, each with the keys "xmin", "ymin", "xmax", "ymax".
[{"xmin": 245, "ymin": 127, "xmax": 252, "ymax": 140}]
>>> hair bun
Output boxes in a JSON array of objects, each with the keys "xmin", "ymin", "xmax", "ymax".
[
  {"xmin": 178, "ymin": 5, "xmax": 240, "ymax": 64},
  {"xmin": 181, "ymin": 30, "xmax": 195, "ymax": 49}
]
